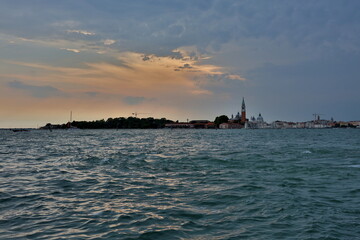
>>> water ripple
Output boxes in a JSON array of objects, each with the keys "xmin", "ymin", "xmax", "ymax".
[{"xmin": 1, "ymin": 129, "xmax": 360, "ymax": 239}]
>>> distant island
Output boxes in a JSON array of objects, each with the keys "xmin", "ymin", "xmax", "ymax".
[
  {"xmin": 38, "ymin": 98, "xmax": 359, "ymax": 130},
  {"xmin": 40, "ymin": 117, "xmax": 174, "ymax": 130},
  {"xmin": 38, "ymin": 115, "xmax": 360, "ymax": 130}
]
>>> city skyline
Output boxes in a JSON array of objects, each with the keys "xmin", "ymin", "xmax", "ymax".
[{"xmin": 1, "ymin": 1, "xmax": 360, "ymax": 128}]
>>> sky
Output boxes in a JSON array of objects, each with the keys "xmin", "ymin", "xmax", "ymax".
[{"xmin": 1, "ymin": 0, "xmax": 360, "ymax": 127}]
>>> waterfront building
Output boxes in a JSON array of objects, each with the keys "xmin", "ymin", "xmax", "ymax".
[
  {"xmin": 165, "ymin": 120, "xmax": 215, "ymax": 129},
  {"xmin": 164, "ymin": 123, "xmax": 194, "ymax": 128},
  {"xmin": 271, "ymin": 121, "xmax": 295, "ymax": 129},
  {"xmin": 219, "ymin": 122, "xmax": 243, "ymax": 129},
  {"xmin": 349, "ymin": 121, "xmax": 360, "ymax": 127},
  {"xmin": 189, "ymin": 120, "xmax": 212, "ymax": 128},
  {"xmin": 296, "ymin": 122, "xmax": 306, "ymax": 128},
  {"xmin": 305, "ymin": 119, "xmax": 332, "ymax": 128},
  {"xmin": 246, "ymin": 113, "xmax": 270, "ymax": 129},
  {"xmin": 228, "ymin": 97, "xmax": 248, "ymax": 126}
]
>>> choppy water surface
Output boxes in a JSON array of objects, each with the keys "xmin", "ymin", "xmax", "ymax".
[{"xmin": 1, "ymin": 129, "xmax": 360, "ymax": 239}]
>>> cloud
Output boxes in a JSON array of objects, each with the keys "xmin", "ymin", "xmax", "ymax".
[
  {"xmin": 225, "ymin": 74, "xmax": 245, "ymax": 81},
  {"xmin": 142, "ymin": 55, "xmax": 151, "ymax": 61},
  {"xmin": 191, "ymin": 89, "xmax": 212, "ymax": 95},
  {"xmin": 66, "ymin": 30, "xmax": 95, "ymax": 36},
  {"xmin": 104, "ymin": 39, "xmax": 116, "ymax": 45},
  {"xmin": 8, "ymin": 80, "xmax": 66, "ymax": 98},
  {"xmin": 61, "ymin": 48, "xmax": 80, "ymax": 53},
  {"xmin": 6, "ymin": 49, "xmax": 245, "ymax": 99},
  {"xmin": 178, "ymin": 63, "xmax": 193, "ymax": 69},
  {"xmin": 123, "ymin": 96, "xmax": 146, "ymax": 105}
]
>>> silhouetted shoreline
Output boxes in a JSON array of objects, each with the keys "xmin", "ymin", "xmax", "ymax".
[{"xmin": 39, "ymin": 117, "xmax": 174, "ymax": 130}]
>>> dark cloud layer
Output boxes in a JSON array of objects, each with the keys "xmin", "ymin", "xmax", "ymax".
[
  {"xmin": 2, "ymin": 1, "xmax": 360, "ymax": 54},
  {"xmin": 8, "ymin": 80, "xmax": 66, "ymax": 98}
]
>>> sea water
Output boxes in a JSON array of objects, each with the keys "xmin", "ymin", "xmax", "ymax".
[{"xmin": 0, "ymin": 129, "xmax": 359, "ymax": 239}]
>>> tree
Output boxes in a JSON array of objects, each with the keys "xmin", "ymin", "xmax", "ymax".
[{"xmin": 214, "ymin": 115, "xmax": 229, "ymax": 127}]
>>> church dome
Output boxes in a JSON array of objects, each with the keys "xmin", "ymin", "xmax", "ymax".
[{"xmin": 257, "ymin": 113, "xmax": 264, "ymax": 122}]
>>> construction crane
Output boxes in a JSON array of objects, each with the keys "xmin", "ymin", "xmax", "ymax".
[
  {"xmin": 313, "ymin": 113, "xmax": 324, "ymax": 121},
  {"xmin": 132, "ymin": 112, "xmax": 150, "ymax": 118}
]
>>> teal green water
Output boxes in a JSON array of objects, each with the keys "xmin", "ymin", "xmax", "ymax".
[{"xmin": 0, "ymin": 129, "xmax": 359, "ymax": 239}]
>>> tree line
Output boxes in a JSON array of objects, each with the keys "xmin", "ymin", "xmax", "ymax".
[
  {"xmin": 71, "ymin": 117, "xmax": 173, "ymax": 129},
  {"xmin": 42, "ymin": 115, "xmax": 231, "ymax": 129},
  {"xmin": 42, "ymin": 117, "xmax": 174, "ymax": 129}
]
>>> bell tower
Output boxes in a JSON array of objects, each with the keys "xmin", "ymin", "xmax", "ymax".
[{"xmin": 241, "ymin": 97, "xmax": 246, "ymax": 123}]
